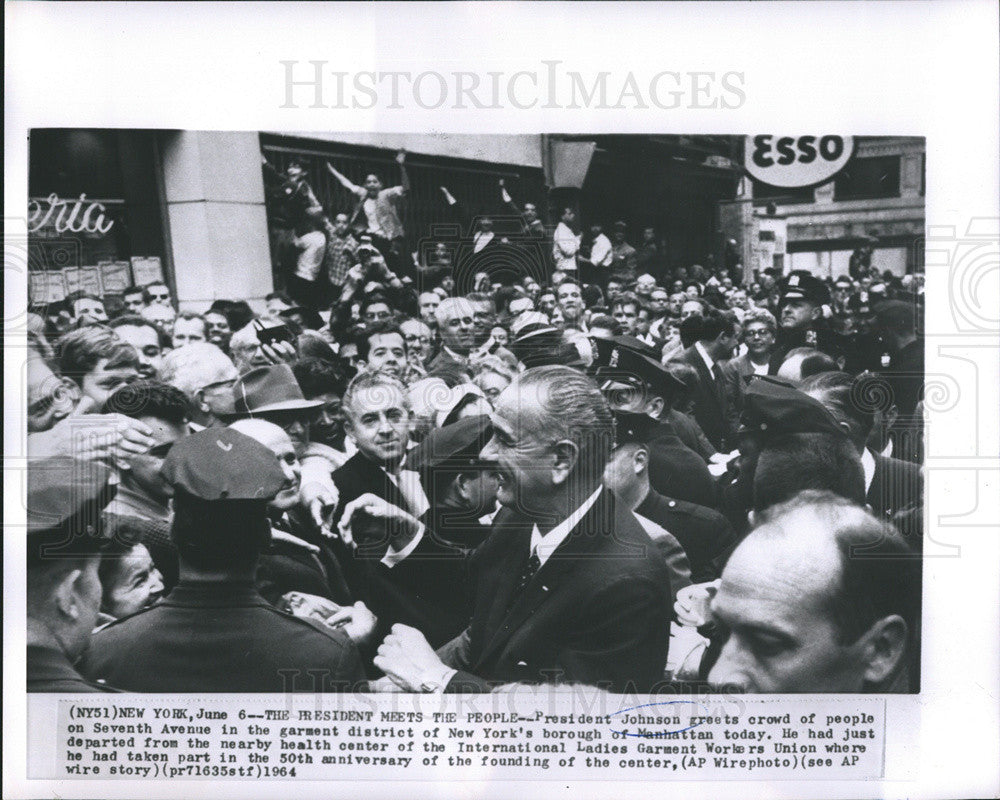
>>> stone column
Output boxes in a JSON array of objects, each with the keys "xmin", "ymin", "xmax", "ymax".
[{"xmin": 159, "ymin": 131, "xmax": 273, "ymax": 312}]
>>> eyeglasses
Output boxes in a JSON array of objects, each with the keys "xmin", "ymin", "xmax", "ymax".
[
  {"xmin": 745, "ymin": 330, "xmax": 774, "ymax": 339},
  {"xmin": 447, "ymin": 317, "xmax": 473, "ymax": 328},
  {"xmin": 404, "ymin": 334, "xmax": 431, "ymax": 344}
]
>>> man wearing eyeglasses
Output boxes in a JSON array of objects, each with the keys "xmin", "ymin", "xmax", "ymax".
[
  {"xmin": 400, "ymin": 318, "xmax": 433, "ymax": 368},
  {"xmin": 158, "ymin": 342, "xmax": 240, "ymax": 432},
  {"xmin": 102, "ymin": 381, "xmax": 191, "ymax": 524},
  {"xmin": 429, "ymin": 298, "xmax": 477, "ymax": 374}
]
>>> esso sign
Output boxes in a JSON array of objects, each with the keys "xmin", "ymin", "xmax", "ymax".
[{"xmin": 745, "ymin": 135, "xmax": 855, "ymax": 188}]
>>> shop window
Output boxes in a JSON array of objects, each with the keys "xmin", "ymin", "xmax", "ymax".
[{"xmin": 834, "ymin": 155, "xmax": 901, "ymax": 201}]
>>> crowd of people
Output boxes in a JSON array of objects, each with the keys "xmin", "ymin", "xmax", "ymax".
[{"xmin": 25, "ymin": 152, "xmax": 926, "ymax": 697}]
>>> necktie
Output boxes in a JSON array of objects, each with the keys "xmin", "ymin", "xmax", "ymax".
[{"xmin": 510, "ymin": 548, "xmax": 541, "ymax": 607}]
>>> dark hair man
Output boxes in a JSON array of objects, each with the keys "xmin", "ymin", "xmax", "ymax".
[
  {"xmin": 357, "ymin": 321, "xmax": 407, "ymax": 380},
  {"xmin": 121, "ymin": 286, "xmax": 146, "ymax": 315},
  {"xmin": 102, "ymin": 381, "xmax": 191, "ymax": 524},
  {"xmin": 203, "ymin": 308, "xmax": 233, "ymax": 352},
  {"xmin": 611, "ymin": 291, "xmax": 641, "ymax": 337},
  {"xmin": 66, "ymin": 292, "xmax": 109, "ymax": 325},
  {"xmin": 108, "ymin": 315, "xmax": 164, "ymax": 379},
  {"xmin": 374, "ymin": 365, "xmax": 672, "ymax": 694},
  {"xmin": 800, "ymin": 371, "xmax": 923, "ymax": 524},
  {"xmin": 80, "ymin": 427, "xmax": 367, "ymax": 692},
  {"xmin": 678, "ymin": 311, "xmax": 740, "ymax": 451},
  {"xmin": 57, "ymin": 325, "xmax": 141, "ymax": 407},
  {"xmin": 171, "ymin": 311, "xmax": 208, "ymax": 347},
  {"xmin": 708, "ymin": 491, "xmax": 917, "ymax": 693}
]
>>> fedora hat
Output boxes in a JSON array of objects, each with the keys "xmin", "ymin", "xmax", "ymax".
[{"xmin": 233, "ymin": 364, "xmax": 324, "ymax": 415}]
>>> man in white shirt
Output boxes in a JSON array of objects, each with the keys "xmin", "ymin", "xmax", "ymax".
[
  {"xmin": 552, "ymin": 207, "xmax": 581, "ymax": 273},
  {"xmin": 373, "ymin": 365, "xmax": 672, "ymax": 693}
]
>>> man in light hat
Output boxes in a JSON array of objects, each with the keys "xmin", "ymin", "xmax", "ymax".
[
  {"xmin": 27, "ymin": 458, "xmax": 120, "ymax": 692},
  {"xmin": 80, "ymin": 428, "xmax": 367, "ymax": 692}
]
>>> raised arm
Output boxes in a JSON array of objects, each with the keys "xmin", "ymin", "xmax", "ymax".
[
  {"xmin": 396, "ymin": 150, "xmax": 410, "ymax": 195},
  {"xmin": 326, "ymin": 161, "xmax": 363, "ymax": 195}
]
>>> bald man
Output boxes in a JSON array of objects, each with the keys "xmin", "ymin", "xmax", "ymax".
[
  {"xmin": 706, "ymin": 490, "xmax": 917, "ymax": 693},
  {"xmin": 229, "ymin": 419, "xmax": 356, "ymax": 608}
]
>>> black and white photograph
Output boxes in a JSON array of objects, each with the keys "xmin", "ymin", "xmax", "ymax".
[
  {"xmin": 5, "ymin": 2, "xmax": 999, "ymax": 799},
  {"xmin": 23, "ymin": 130, "xmax": 927, "ymax": 696}
]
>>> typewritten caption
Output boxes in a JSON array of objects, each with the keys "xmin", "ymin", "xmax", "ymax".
[{"xmin": 38, "ymin": 695, "xmax": 885, "ymax": 780}]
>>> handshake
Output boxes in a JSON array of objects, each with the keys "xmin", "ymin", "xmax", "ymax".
[{"xmin": 280, "ymin": 592, "xmax": 451, "ymax": 693}]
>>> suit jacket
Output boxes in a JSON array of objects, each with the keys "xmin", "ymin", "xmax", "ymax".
[
  {"xmin": 439, "ymin": 489, "xmax": 671, "ymax": 693},
  {"xmin": 867, "ymin": 453, "xmax": 923, "ymax": 521},
  {"xmin": 680, "ymin": 345, "xmax": 732, "ymax": 451},
  {"xmin": 719, "ymin": 353, "xmax": 773, "ymax": 421},
  {"xmin": 332, "ymin": 452, "xmax": 471, "ymax": 647}
]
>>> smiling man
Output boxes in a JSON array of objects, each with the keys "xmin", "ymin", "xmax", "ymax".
[
  {"xmin": 373, "ymin": 365, "xmax": 672, "ymax": 694},
  {"xmin": 708, "ymin": 491, "xmax": 917, "ymax": 693}
]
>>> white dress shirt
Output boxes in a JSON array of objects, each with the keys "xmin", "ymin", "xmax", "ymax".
[
  {"xmin": 529, "ymin": 487, "xmax": 603, "ymax": 567},
  {"xmin": 861, "ymin": 447, "xmax": 877, "ymax": 494}
]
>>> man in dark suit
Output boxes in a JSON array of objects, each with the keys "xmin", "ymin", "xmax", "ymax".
[
  {"xmin": 800, "ymin": 371, "xmax": 923, "ymax": 527},
  {"xmin": 373, "ymin": 365, "xmax": 672, "ymax": 693},
  {"xmin": 678, "ymin": 311, "xmax": 740, "ymax": 452}
]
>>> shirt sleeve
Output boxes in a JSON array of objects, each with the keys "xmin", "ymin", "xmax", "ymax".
[{"xmin": 380, "ymin": 522, "xmax": 425, "ymax": 568}]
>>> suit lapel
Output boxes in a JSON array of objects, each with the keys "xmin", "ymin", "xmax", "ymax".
[{"xmin": 475, "ymin": 495, "xmax": 611, "ymax": 668}]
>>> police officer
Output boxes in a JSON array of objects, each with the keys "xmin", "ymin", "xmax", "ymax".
[
  {"xmin": 605, "ymin": 411, "xmax": 736, "ymax": 585},
  {"xmin": 591, "ymin": 336, "xmax": 719, "ymax": 508},
  {"xmin": 772, "ymin": 270, "xmax": 839, "ymax": 368},
  {"xmin": 80, "ymin": 428, "xmax": 368, "ymax": 692},
  {"xmin": 27, "ymin": 458, "xmax": 120, "ymax": 692},
  {"xmin": 719, "ymin": 375, "xmax": 860, "ymax": 536},
  {"xmin": 372, "ymin": 413, "xmax": 497, "ymax": 647}
]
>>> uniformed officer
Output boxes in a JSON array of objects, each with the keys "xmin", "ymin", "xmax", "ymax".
[
  {"xmin": 80, "ymin": 427, "xmax": 368, "ymax": 692},
  {"xmin": 605, "ymin": 411, "xmax": 736, "ymax": 585},
  {"xmin": 27, "ymin": 458, "xmax": 120, "ymax": 692},
  {"xmin": 772, "ymin": 270, "xmax": 839, "ymax": 368},
  {"xmin": 365, "ymin": 413, "xmax": 497, "ymax": 647},
  {"xmin": 719, "ymin": 375, "xmax": 861, "ymax": 535},
  {"xmin": 591, "ymin": 336, "xmax": 719, "ymax": 508},
  {"xmin": 406, "ymin": 413, "xmax": 497, "ymax": 551}
]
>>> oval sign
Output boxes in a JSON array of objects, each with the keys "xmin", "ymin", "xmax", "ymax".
[{"xmin": 745, "ymin": 135, "xmax": 855, "ymax": 188}]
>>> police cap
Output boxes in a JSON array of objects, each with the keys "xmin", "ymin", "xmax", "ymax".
[
  {"xmin": 612, "ymin": 410, "xmax": 660, "ymax": 447},
  {"xmin": 740, "ymin": 375, "xmax": 848, "ymax": 441},
  {"xmin": 591, "ymin": 337, "xmax": 686, "ymax": 399},
  {"xmin": 407, "ymin": 414, "xmax": 493, "ymax": 473},
  {"xmin": 27, "ymin": 458, "xmax": 117, "ymax": 565},
  {"xmin": 161, "ymin": 427, "xmax": 287, "ymax": 502},
  {"xmin": 780, "ymin": 270, "xmax": 830, "ymax": 307}
]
